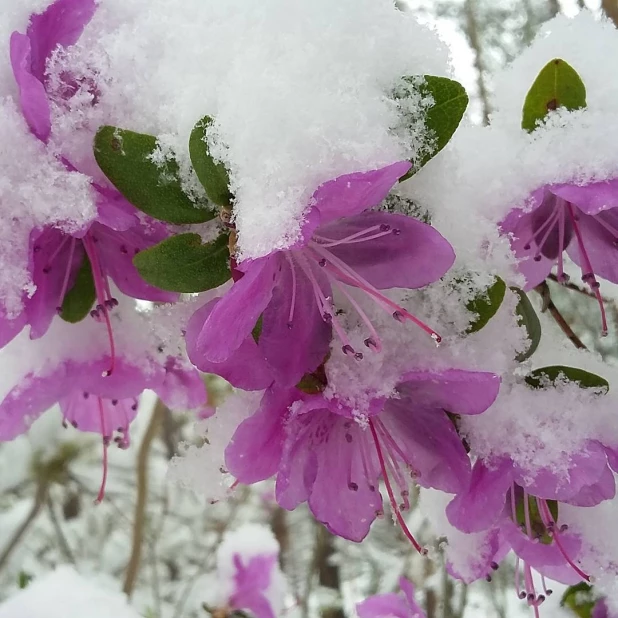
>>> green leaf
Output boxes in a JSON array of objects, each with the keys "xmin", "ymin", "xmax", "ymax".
[
  {"xmin": 514, "ymin": 496, "xmax": 558, "ymax": 545},
  {"xmin": 252, "ymin": 315, "xmax": 264, "ymax": 343},
  {"xmin": 59, "ymin": 253, "xmax": 95, "ymax": 323},
  {"xmin": 521, "ymin": 59, "xmax": 587, "ymax": 133},
  {"xmin": 511, "ymin": 287, "xmax": 542, "ymax": 362},
  {"xmin": 94, "ymin": 126, "xmax": 215, "ymax": 225},
  {"xmin": 133, "ymin": 233, "xmax": 231, "ymax": 293},
  {"xmin": 397, "ymin": 75, "xmax": 468, "ymax": 181},
  {"xmin": 189, "ymin": 116, "xmax": 233, "ymax": 206},
  {"xmin": 466, "ymin": 277, "xmax": 506, "ymax": 333},
  {"xmin": 18, "ymin": 571, "xmax": 33, "ymax": 589},
  {"xmin": 525, "ymin": 365, "xmax": 609, "ymax": 392},
  {"xmin": 561, "ymin": 582, "xmax": 595, "ymax": 618}
]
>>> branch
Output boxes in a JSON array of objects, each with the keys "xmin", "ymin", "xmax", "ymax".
[
  {"xmin": 602, "ymin": 0, "xmax": 618, "ymax": 27},
  {"xmin": 463, "ymin": 0, "xmax": 491, "ymax": 124},
  {"xmin": 47, "ymin": 497, "xmax": 76, "ymax": 564},
  {"xmin": 534, "ymin": 281, "xmax": 587, "ymax": 350},
  {"xmin": 0, "ymin": 482, "xmax": 48, "ymax": 572},
  {"xmin": 122, "ymin": 400, "xmax": 165, "ymax": 597}
]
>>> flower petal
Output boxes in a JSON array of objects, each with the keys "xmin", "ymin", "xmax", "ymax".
[
  {"xmin": 381, "ymin": 400, "xmax": 472, "ymax": 494},
  {"xmin": 398, "ymin": 578, "xmax": 425, "ymax": 617},
  {"xmin": 565, "ymin": 209, "xmax": 618, "ymax": 284},
  {"xmin": 259, "ymin": 257, "xmax": 331, "ymax": 386},
  {"xmin": 356, "ymin": 594, "xmax": 411, "ymax": 618},
  {"xmin": 10, "ymin": 32, "xmax": 51, "ymax": 141},
  {"xmin": 319, "ymin": 211, "xmax": 454, "ymax": 290},
  {"xmin": 156, "ymin": 359, "xmax": 207, "ymax": 410},
  {"xmin": 186, "ymin": 299, "xmax": 274, "ymax": 391},
  {"xmin": 551, "ymin": 180, "xmax": 618, "ymax": 217},
  {"xmin": 225, "ymin": 388, "xmax": 291, "ymax": 484},
  {"xmin": 304, "ymin": 414, "xmax": 382, "ymax": 542},
  {"xmin": 446, "ymin": 458, "xmax": 513, "ymax": 533},
  {"xmin": 398, "ymin": 369, "xmax": 501, "ymax": 416},
  {"xmin": 27, "ymin": 0, "xmax": 97, "ymax": 81},
  {"xmin": 196, "ymin": 256, "xmax": 277, "ymax": 363},
  {"xmin": 300, "ymin": 161, "xmax": 411, "ymax": 238}
]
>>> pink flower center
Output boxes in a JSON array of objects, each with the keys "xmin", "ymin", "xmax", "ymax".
[
  {"xmin": 285, "ymin": 223, "xmax": 442, "ymax": 358},
  {"xmin": 519, "ymin": 197, "xmax": 608, "ymax": 336}
]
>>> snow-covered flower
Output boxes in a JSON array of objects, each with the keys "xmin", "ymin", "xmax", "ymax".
[
  {"xmin": 500, "ymin": 180, "xmax": 618, "ymax": 335},
  {"xmin": 225, "ymin": 368, "xmax": 500, "ymax": 546},
  {"xmin": 356, "ymin": 577, "xmax": 425, "ymax": 618},
  {"xmin": 188, "ymin": 161, "xmax": 455, "ymax": 388}
]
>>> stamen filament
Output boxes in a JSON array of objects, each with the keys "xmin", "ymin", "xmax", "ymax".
[
  {"xmin": 368, "ymin": 419, "xmax": 425, "ymax": 554},
  {"xmin": 57, "ymin": 238, "xmax": 77, "ymax": 310},
  {"xmin": 95, "ymin": 397, "xmax": 109, "ymax": 505}
]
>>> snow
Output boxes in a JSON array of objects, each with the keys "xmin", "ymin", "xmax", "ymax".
[
  {"xmin": 36, "ymin": 0, "xmax": 453, "ymax": 259},
  {"xmin": 0, "ymin": 566, "xmax": 141, "ymax": 618}
]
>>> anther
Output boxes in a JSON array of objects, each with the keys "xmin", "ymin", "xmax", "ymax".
[
  {"xmin": 111, "ymin": 399, "xmax": 118, "ymax": 406},
  {"xmin": 348, "ymin": 482, "xmax": 359, "ymax": 491},
  {"xmin": 287, "ymin": 321, "xmax": 293, "ymax": 329},
  {"xmin": 523, "ymin": 243, "xmax": 531, "ymax": 250},
  {"xmin": 546, "ymin": 590, "xmax": 553, "ymax": 596},
  {"xmin": 392, "ymin": 310, "xmax": 404, "ymax": 322},
  {"xmin": 392, "ymin": 228, "xmax": 401, "ymax": 236},
  {"xmin": 364, "ymin": 337, "xmax": 378, "ymax": 350},
  {"xmin": 345, "ymin": 433, "xmax": 353, "ymax": 443},
  {"xmin": 322, "ymin": 311, "xmax": 333, "ymax": 323},
  {"xmin": 485, "ymin": 575, "xmax": 492, "ymax": 583},
  {"xmin": 379, "ymin": 224, "xmax": 391, "ymax": 232},
  {"xmin": 120, "ymin": 245, "xmax": 128, "ymax": 254},
  {"xmin": 354, "ymin": 352, "xmax": 364, "ymax": 360},
  {"xmin": 342, "ymin": 344, "xmax": 355, "ymax": 356},
  {"xmin": 519, "ymin": 592, "xmax": 527, "ymax": 600},
  {"xmin": 490, "ymin": 562, "xmax": 499, "ymax": 570},
  {"xmin": 318, "ymin": 258, "xmax": 327, "ymax": 267},
  {"xmin": 533, "ymin": 256, "xmax": 542, "ymax": 262}
]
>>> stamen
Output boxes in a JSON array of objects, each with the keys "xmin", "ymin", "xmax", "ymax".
[
  {"xmin": 368, "ymin": 419, "xmax": 426, "ymax": 554},
  {"xmin": 566, "ymin": 203, "xmax": 608, "ymax": 336},
  {"xmin": 556, "ymin": 206, "xmax": 568, "ymax": 283},
  {"xmin": 56, "ymin": 238, "xmax": 77, "ymax": 312},
  {"xmin": 310, "ymin": 243, "xmax": 442, "ymax": 343},
  {"xmin": 284, "ymin": 254, "xmax": 298, "ymax": 327},
  {"xmin": 83, "ymin": 234, "xmax": 117, "ymax": 376},
  {"xmin": 95, "ymin": 397, "xmax": 109, "ymax": 505},
  {"xmin": 313, "ymin": 225, "xmax": 393, "ymax": 248},
  {"xmin": 42, "ymin": 235, "xmax": 71, "ymax": 273}
]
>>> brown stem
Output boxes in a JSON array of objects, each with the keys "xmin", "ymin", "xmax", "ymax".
[
  {"xmin": 0, "ymin": 482, "xmax": 48, "ymax": 572},
  {"xmin": 122, "ymin": 400, "xmax": 165, "ymax": 597},
  {"xmin": 535, "ymin": 281, "xmax": 587, "ymax": 350},
  {"xmin": 463, "ymin": 0, "xmax": 491, "ymax": 124},
  {"xmin": 602, "ymin": 0, "xmax": 618, "ymax": 27},
  {"xmin": 315, "ymin": 526, "xmax": 345, "ymax": 618}
]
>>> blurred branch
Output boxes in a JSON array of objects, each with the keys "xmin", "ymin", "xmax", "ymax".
[
  {"xmin": 123, "ymin": 400, "xmax": 165, "ymax": 597},
  {"xmin": 47, "ymin": 498, "xmax": 76, "ymax": 564},
  {"xmin": 463, "ymin": 0, "xmax": 491, "ymax": 123},
  {"xmin": 315, "ymin": 526, "xmax": 345, "ymax": 618},
  {"xmin": 0, "ymin": 482, "xmax": 48, "ymax": 572},
  {"xmin": 535, "ymin": 281, "xmax": 587, "ymax": 350},
  {"xmin": 602, "ymin": 0, "xmax": 618, "ymax": 27},
  {"xmin": 546, "ymin": 0, "xmax": 561, "ymax": 17}
]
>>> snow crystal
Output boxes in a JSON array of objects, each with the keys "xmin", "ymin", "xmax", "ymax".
[
  {"xmin": 48, "ymin": 0, "xmax": 451, "ymax": 258},
  {"xmin": 168, "ymin": 390, "xmax": 260, "ymax": 503},
  {"xmin": 0, "ymin": 566, "xmax": 141, "ymax": 618}
]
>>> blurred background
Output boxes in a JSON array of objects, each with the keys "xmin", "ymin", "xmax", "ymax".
[{"xmin": 0, "ymin": 1, "xmax": 616, "ymax": 617}]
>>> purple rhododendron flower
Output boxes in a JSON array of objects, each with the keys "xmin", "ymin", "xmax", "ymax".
[
  {"xmin": 227, "ymin": 553, "xmax": 279, "ymax": 618},
  {"xmin": 500, "ymin": 180, "xmax": 618, "ymax": 335},
  {"xmin": 4, "ymin": 0, "xmax": 177, "ymax": 354},
  {"xmin": 357, "ymin": 577, "xmax": 425, "ymax": 618},
  {"xmin": 225, "ymin": 369, "xmax": 500, "ymax": 545},
  {"xmin": 188, "ymin": 162, "xmax": 455, "ymax": 388},
  {"xmin": 446, "ymin": 458, "xmax": 594, "ymax": 615},
  {"xmin": 0, "ymin": 309, "xmax": 206, "ymax": 502}
]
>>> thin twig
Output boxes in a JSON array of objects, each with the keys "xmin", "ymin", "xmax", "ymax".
[
  {"xmin": 0, "ymin": 482, "xmax": 48, "ymax": 572},
  {"xmin": 47, "ymin": 497, "xmax": 76, "ymax": 564},
  {"xmin": 123, "ymin": 400, "xmax": 165, "ymax": 597},
  {"xmin": 463, "ymin": 0, "xmax": 491, "ymax": 124},
  {"xmin": 535, "ymin": 281, "xmax": 587, "ymax": 349}
]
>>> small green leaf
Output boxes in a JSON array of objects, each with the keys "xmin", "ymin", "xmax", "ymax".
[
  {"xmin": 18, "ymin": 571, "xmax": 33, "ymax": 589},
  {"xmin": 59, "ymin": 253, "xmax": 95, "ymax": 323},
  {"xmin": 397, "ymin": 75, "xmax": 468, "ymax": 181},
  {"xmin": 511, "ymin": 287, "xmax": 542, "ymax": 362},
  {"xmin": 133, "ymin": 233, "xmax": 230, "ymax": 293},
  {"xmin": 514, "ymin": 496, "xmax": 558, "ymax": 545},
  {"xmin": 189, "ymin": 116, "xmax": 233, "ymax": 206},
  {"xmin": 466, "ymin": 277, "xmax": 507, "ymax": 334},
  {"xmin": 252, "ymin": 315, "xmax": 264, "ymax": 343},
  {"xmin": 521, "ymin": 59, "xmax": 587, "ymax": 132},
  {"xmin": 94, "ymin": 126, "xmax": 215, "ymax": 225},
  {"xmin": 525, "ymin": 365, "xmax": 609, "ymax": 392},
  {"xmin": 561, "ymin": 582, "xmax": 595, "ymax": 618}
]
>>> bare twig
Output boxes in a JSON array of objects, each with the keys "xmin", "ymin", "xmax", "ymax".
[
  {"xmin": 463, "ymin": 0, "xmax": 491, "ymax": 124},
  {"xmin": 601, "ymin": 0, "xmax": 618, "ymax": 27},
  {"xmin": 123, "ymin": 401, "xmax": 165, "ymax": 597},
  {"xmin": 535, "ymin": 281, "xmax": 587, "ymax": 349},
  {"xmin": 47, "ymin": 497, "xmax": 76, "ymax": 564},
  {"xmin": 0, "ymin": 482, "xmax": 48, "ymax": 572}
]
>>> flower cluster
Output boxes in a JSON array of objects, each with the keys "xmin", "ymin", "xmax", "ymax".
[{"xmin": 3, "ymin": 0, "xmax": 618, "ymax": 614}]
